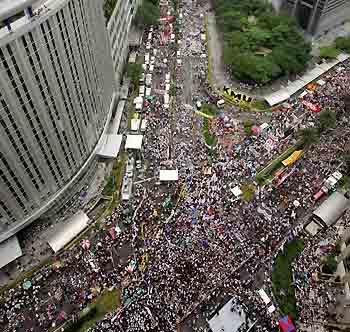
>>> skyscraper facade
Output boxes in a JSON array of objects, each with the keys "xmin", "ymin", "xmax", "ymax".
[
  {"xmin": 107, "ymin": 0, "xmax": 140, "ymax": 88},
  {"xmin": 0, "ymin": 0, "xmax": 117, "ymax": 243},
  {"xmin": 285, "ymin": 0, "xmax": 350, "ymax": 36}
]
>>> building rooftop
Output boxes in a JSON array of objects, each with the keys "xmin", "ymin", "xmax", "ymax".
[{"xmin": 0, "ymin": 0, "xmax": 36, "ymax": 21}]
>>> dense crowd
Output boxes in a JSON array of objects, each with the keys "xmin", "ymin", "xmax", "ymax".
[{"xmin": 1, "ymin": 0, "xmax": 350, "ymax": 331}]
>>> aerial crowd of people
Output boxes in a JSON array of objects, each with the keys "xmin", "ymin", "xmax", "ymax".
[{"xmin": 1, "ymin": 0, "xmax": 350, "ymax": 331}]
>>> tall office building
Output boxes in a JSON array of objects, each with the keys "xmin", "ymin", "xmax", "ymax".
[
  {"xmin": 285, "ymin": 0, "xmax": 350, "ymax": 36},
  {"xmin": 0, "ymin": 0, "xmax": 117, "ymax": 245},
  {"xmin": 107, "ymin": 0, "xmax": 140, "ymax": 88}
]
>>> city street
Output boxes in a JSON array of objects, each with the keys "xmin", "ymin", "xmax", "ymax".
[{"xmin": 1, "ymin": 0, "xmax": 350, "ymax": 332}]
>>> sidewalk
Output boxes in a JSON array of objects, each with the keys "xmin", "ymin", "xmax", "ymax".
[{"xmin": 264, "ymin": 53, "xmax": 350, "ymax": 106}]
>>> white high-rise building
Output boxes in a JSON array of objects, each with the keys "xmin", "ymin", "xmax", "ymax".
[
  {"xmin": 0, "ymin": 0, "xmax": 117, "ymax": 245},
  {"xmin": 107, "ymin": 0, "xmax": 140, "ymax": 86}
]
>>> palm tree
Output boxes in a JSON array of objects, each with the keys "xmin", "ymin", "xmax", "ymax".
[
  {"xmin": 319, "ymin": 108, "xmax": 336, "ymax": 132},
  {"xmin": 298, "ymin": 128, "xmax": 319, "ymax": 148}
]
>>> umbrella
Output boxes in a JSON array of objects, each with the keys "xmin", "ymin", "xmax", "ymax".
[
  {"xmin": 22, "ymin": 280, "xmax": 32, "ymax": 290},
  {"xmin": 81, "ymin": 239, "xmax": 91, "ymax": 250}
]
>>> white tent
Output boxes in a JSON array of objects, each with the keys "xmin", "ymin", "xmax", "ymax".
[
  {"xmin": 97, "ymin": 134, "xmax": 123, "ymax": 158},
  {"xmin": 159, "ymin": 169, "xmax": 179, "ymax": 181},
  {"xmin": 134, "ymin": 96, "xmax": 143, "ymax": 104},
  {"xmin": 0, "ymin": 236, "xmax": 23, "ymax": 269},
  {"xmin": 258, "ymin": 289, "xmax": 271, "ymax": 305},
  {"xmin": 47, "ymin": 211, "xmax": 89, "ymax": 253},
  {"xmin": 164, "ymin": 94, "xmax": 170, "ymax": 104},
  {"xmin": 125, "ymin": 135, "xmax": 143, "ymax": 150},
  {"xmin": 230, "ymin": 186, "xmax": 242, "ymax": 197},
  {"xmin": 305, "ymin": 220, "xmax": 322, "ymax": 236},
  {"xmin": 131, "ymin": 119, "xmax": 141, "ymax": 131},
  {"xmin": 267, "ymin": 304, "xmax": 276, "ymax": 314}
]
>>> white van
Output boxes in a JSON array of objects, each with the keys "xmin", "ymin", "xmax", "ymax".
[
  {"xmin": 217, "ymin": 99, "xmax": 225, "ymax": 108},
  {"xmin": 196, "ymin": 101, "xmax": 202, "ymax": 110},
  {"xmin": 139, "ymin": 85, "xmax": 145, "ymax": 97},
  {"xmin": 145, "ymin": 53, "xmax": 150, "ymax": 64},
  {"xmin": 170, "ymin": 34, "xmax": 175, "ymax": 42},
  {"xmin": 165, "ymin": 73, "xmax": 170, "ymax": 83},
  {"xmin": 141, "ymin": 120, "xmax": 148, "ymax": 132},
  {"xmin": 149, "ymin": 64, "xmax": 154, "ymax": 73}
]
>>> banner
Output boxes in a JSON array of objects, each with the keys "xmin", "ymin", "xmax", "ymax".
[
  {"xmin": 301, "ymin": 100, "xmax": 321, "ymax": 113},
  {"xmin": 222, "ymin": 86, "xmax": 253, "ymax": 104},
  {"xmin": 282, "ymin": 150, "xmax": 303, "ymax": 166},
  {"xmin": 194, "ymin": 110, "xmax": 214, "ymax": 119}
]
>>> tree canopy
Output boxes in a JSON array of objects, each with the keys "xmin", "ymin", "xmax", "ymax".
[
  {"xmin": 103, "ymin": 0, "xmax": 118, "ymax": 21},
  {"xmin": 214, "ymin": 0, "xmax": 311, "ymax": 84},
  {"xmin": 126, "ymin": 63, "xmax": 143, "ymax": 86},
  {"xmin": 134, "ymin": 0, "xmax": 160, "ymax": 28}
]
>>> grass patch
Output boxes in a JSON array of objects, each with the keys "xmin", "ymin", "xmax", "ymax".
[
  {"xmin": 102, "ymin": 176, "xmax": 114, "ymax": 196},
  {"xmin": 64, "ymin": 288, "xmax": 120, "ymax": 332},
  {"xmin": 319, "ymin": 46, "xmax": 341, "ymax": 59},
  {"xmin": 201, "ymin": 104, "xmax": 218, "ymax": 147},
  {"xmin": 251, "ymin": 99, "xmax": 271, "ymax": 111},
  {"xmin": 272, "ymin": 238, "xmax": 304, "ymax": 320},
  {"xmin": 108, "ymin": 152, "xmax": 127, "ymax": 212},
  {"xmin": 240, "ymin": 183, "xmax": 256, "ymax": 201},
  {"xmin": 256, "ymin": 145, "xmax": 298, "ymax": 184}
]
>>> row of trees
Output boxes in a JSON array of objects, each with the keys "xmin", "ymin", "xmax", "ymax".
[{"xmin": 214, "ymin": 0, "xmax": 311, "ymax": 84}]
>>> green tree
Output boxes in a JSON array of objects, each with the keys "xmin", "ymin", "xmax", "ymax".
[
  {"xmin": 335, "ymin": 36, "xmax": 350, "ymax": 52},
  {"xmin": 134, "ymin": 0, "xmax": 160, "ymax": 27},
  {"xmin": 103, "ymin": 0, "xmax": 118, "ymax": 21},
  {"xmin": 214, "ymin": 0, "xmax": 311, "ymax": 84},
  {"xmin": 319, "ymin": 108, "xmax": 336, "ymax": 132},
  {"xmin": 169, "ymin": 83, "xmax": 177, "ymax": 97},
  {"xmin": 319, "ymin": 47, "xmax": 341, "ymax": 59},
  {"xmin": 232, "ymin": 54, "xmax": 281, "ymax": 83},
  {"xmin": 126, "ymin": 63, "xmax": 143, "ymax": 86},
  {"xmin": 297, "ymin": 128, "xmax": 319, "ymax": 147}
]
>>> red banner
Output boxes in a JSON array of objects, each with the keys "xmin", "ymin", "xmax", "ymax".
[{"xmin": 302, "ymin": 100, "xmax": 321, "ymax": 113}]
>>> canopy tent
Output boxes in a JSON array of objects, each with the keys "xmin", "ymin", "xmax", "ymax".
[
  {"xmin": 47, "ymin": 211, "xmax": 89, "ymax": 253},
  {"xmin": 267, "ymin": 304, "xmax": 276, "ymax": 314},
  {"xmin": 207, "ymin": 297, "xmax": 246, "ymax": 332},
  {"xmin": 133, "ymin": 96, "xmax": 143, "ymax": 104},
  {"xmin": 230, "ymin": 186, "xmax": 242, "ymax": 197},
  {"xmin": 305, "ymin": 220, "xmax": 322, "ymax": 236},
  {"xmin": 313, "ymin": 191, "xmax": 350, "ymax": 227},
  {"xmin": 97, "ymin": 134, "xmax": 123, "ymax": 158},
  {"xmin": 0, "ymin": 236, "xmax": 23, "ymax": 269},
  {"xmin": 131, "ymin": 119, "xmax": 141, "ymax": 131},
  {"xmin": 279, "ymin": 315, "xmax": 295, "ymax": 332},
  {"xmin": 159, "ymin": 169, "xmax": 179, "ymax": 181},
  {"xmin": 264, "ymin": 91, "xmax": 290, "ymax": 106},
  {"xmin": 258, "ymin": 289, "xmax": 271, "ymax": 305},
  {"xmin": 125, "ymin": 135, "xmax": 143, "ymax": 150},
  {"xmin": 109, "ymin": 100, "xmax": 125, "ymax": 134}
]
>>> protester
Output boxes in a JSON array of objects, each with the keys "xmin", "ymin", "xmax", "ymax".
[{"xmin": 1, "ymin": 0, "xmax": 349, "ymax": 331}]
